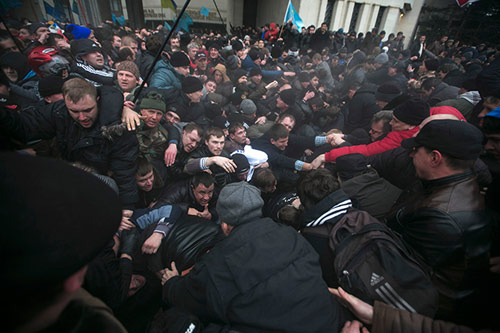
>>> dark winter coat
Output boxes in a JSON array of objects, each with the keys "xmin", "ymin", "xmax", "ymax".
[
  {"xmin": 387, "ymin": 171, "xmax": 491, "ymax": 321},
  {"xmin": 163, "ymin": 217, "xmax": 346, "ymax": 331},
  {"xmin": 426, "ymin": 82, "xmax": 459, "ymax": 106},
  {"xmin": 344, "ymin": 82, "xmax": 380, "ymax": 133},
  {"xmin": 0, "ymin": 86, "xmax": 139, "ymax": 208},
  {"xmin": 341, "ymin": 168, "xmax": 402, "ymax": 219}
]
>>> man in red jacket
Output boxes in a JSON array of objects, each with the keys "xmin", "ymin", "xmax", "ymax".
[{"xmin": 311, "ymin": 99, "xmax": 430, "ymax": 167}]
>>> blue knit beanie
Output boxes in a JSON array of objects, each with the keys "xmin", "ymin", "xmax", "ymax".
[{"xmin": 67, "ymin": 24, "xmax": 92, "ymax": 40}]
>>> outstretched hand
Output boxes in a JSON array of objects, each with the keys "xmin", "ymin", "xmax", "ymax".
[
  {"xmin": 311, "ymin": 154, "xmax": 326, "ymax": 169},
  {"xmin": 329, "ymin": 287, "xmax": 374, "ymax": 325}
]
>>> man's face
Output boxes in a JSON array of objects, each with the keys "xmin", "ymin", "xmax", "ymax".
[
  {"xmin": 170, "ymin": 38, "xmax": 180, "ymax": 49},
  {"xmin": 205, "ymin": 80, "xmax": 216, "ymax": 93},
  {"xmin": 117, "ymin": 70, "xmax": 138, "ymax": 92},
  {"xmin": 0, "ymin": 38, "xmax": 19, "ymax": 53},
  {"xmin": 310, "ymin": 76, "xmax": 319, "ymax": 88},
  {"xmin": 369, "ymin": 120, "xmax": 385, "ymax": 141},
  {"xmin": 140, "ymin": 108, "xmax": 163, "ymax": 129},
  {"xmin": 174, "ymin": 66, "xmax": 190, "ymax": 77},
  {"xmin": 81, "ymin": 51, "xmax": 104, "ymax": 69},
  {"xmin": 485, "ymin": 133, "xmax": 500, "ymax": 162},
  {"xmin": 309, "ymin": 27, "xmax": 315, "ymax": 34},
  {"xmin": 18, "ymin": 28, "xmax": 30, "ymax": 40},
  {"xmin": 182, "ymin": 129, "xmax": 202, "ymax": 152},
  {"xmin": 129, "ymin": 42, "xmax": 138, "ymax": 55},
  {"xmin": 230, "ymin": 127, "xmax": 247, "ymax": 145},
  {"xmin": 136, "ymin": 170, "xmax": 154, "ymax": 192},
  {"xmin": 410, "ymin": 146, "xmax": 432, "ymax": 180},
  {"xmin": 420, "ymin": 35, "xmax": 426, "ymax": 43},
  {"xmin": 187, "ymin": 90, "xmax": 203, "ymax": 103},
  {"xmin": 35, "ymin": 27, "xmax": 49, "ymax": 40},
  {"xmin": 251, "ymin": 74, "xmax": 262, "ymax": 84},
  {"xmin": 66, "ymin": 94, "xmax": 98, "ymax": 128},
  {"xmin": 441, "ymin": 36, "xmax": 448, "ymax": 43},
  {"xmin": 165, "ymin": 111, "xmax": 181, "ymax": 124},
  {"xmin": 112, "ymin": 35, "xmax": 122, "ymax": 48},
  {"xmin": 209, "ymin": 47, "xmax": 219, "ymax": 59},
  {"xmin": 191, "ymin": 183, "xmax": 214, "ymax": 207},
  {"xmin": 271, "ymin": 136, "xmax": 288, "ymax": 150},
  {"xmin": 2, "ymin": 65, "xmax": 18, "ymax": 82},
  {"xmin": 205, "ymin": 135, "xmax": 225, "ymax": 155},
  {"xmin": 276, "ymin": 96, "xmax": 288, "ymax": 109},
  {"xmin": 321, "ymin": 24, "xmax": 328, "ymax": 32},
  {"xmin": 258, "ymin": 40, "xmax": 265, "ymax": 48},
  {"xmin": 188, "ymin": 47, "xmax": 198, "ymax": 60},
  {"xmin": 195, "ymin": 57, "xmax": 208, "ymax": 70},
  {"xmin": 55, "ymin": 37, "xmax": 70, "ymax": 50},
  {"xmin": 279, "ymin": 117, "xmax": 295, "ymax": 132},
  {"xmin": 389, "ymin": 115, "xmax": 412, "ymax": 131}
]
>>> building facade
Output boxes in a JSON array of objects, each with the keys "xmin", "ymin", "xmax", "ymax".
[{"xmin": 12, "ymin": 0, "xmax": 426, "ymax": 41}]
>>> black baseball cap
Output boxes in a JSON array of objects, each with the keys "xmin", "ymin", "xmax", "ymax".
[{"xmin": 402, "ymin": 119, "xmax": 483, "ymax": 160}]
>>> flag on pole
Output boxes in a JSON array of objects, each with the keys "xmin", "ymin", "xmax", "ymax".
[
  {"xmin": 283, "ymin": 0, "xmax": 304, "ymax": 30},
  {"xmin": 200, "ymin": 6, "xmax": 210, "ymax": 17},
  {"xmin": 161, "ymin": 0, "xmax": 177, "ymax": 13},
  {"xmin": 456, "ymin": 0, "xmax": 479, "ymax": 7},
  {"xmin": 177, "ymin": 12, "xmax": 193, "ymax": 32},
  {"xmin": 163, "ymin": 21, "xmax": 172, "ymax": 31}
]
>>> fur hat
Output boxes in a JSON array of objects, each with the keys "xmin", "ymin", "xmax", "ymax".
[{"xmin": 116, "ymin": 60, "xmax": 140, "ymax": 80}]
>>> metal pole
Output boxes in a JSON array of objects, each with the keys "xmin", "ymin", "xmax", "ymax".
[
  {"xmin": 212, "ymin": 0, "xmax": 227, "ymax": 33},
  {"xmin": 132, "ymin": 0, "xmax": 192, "ymax": 103},
  {"xmin": 0, "ymin": 14, "xmax": 24, "ymax": 53}
]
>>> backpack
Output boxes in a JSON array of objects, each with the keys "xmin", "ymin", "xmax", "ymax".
[{"xmin": 302, "ymin": 208, "xmax": 439, "ymax": 317}]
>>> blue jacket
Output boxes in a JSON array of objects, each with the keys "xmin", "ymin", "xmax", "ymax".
[
  {"xmin": 150, "ymin": 60, "xmax": 184, "ymax": 91},
  {"xmin": 241, "ymin": 55, "xmax": 283, "ymax": 80}
]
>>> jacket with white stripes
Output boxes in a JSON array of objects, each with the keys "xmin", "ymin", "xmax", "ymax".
[
  {"xmin": 70, "ymin": 60, "xmax": 115, "ymax": 87},
  {"xmin": 300, "ymin": 189, "xmax": 353, "ymax": 286}
]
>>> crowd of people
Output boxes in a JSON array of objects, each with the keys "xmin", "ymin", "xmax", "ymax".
[{"xmin": 1, "ymin": 13, "xmax": 500, "ymax": 333}]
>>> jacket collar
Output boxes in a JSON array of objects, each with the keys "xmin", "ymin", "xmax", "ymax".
[
  {"xmin": 301, "ymin": 190, "xmax": 352, "ymax": 228},
  {"xmin": 422, "ymin": 170, "xmax": 473, "ymax": 189}
]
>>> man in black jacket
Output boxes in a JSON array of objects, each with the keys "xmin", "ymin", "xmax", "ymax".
[
  {"xmin": 154, "ymin": 172, "xmax": 218, "ymax": 222},
  {"xmin": 387, "ymin": 119, "xmax": 491, "ymax": 326},
  {"xmin": 252, "ymin": 123, "xmax": 313, "ymax": 181},
  {"xmin": 161, "ymin": 181, "xmax": 347, "ymax": 331},
  {"xmin": 0, "ymin": 77, "xmax": 139, "ymax": 210}
]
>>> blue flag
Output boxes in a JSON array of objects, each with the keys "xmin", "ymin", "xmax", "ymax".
[
  {"xmin": 177, "ymin": 12, "xmax": 193, "ymax": 32},
  {"xmin": 112, "ymin": 13, "xmax": 116, "ymax": 24},
  {"xmin": 44, "ymin": 0, "xmax": 64, "ymax": 21},
  {"xmin": 163, "ymin": 21, "xmax": 172, "ymax": 31},
  {"xmin": 284, "ymin": 0, "xmax": 304, "ymax": 30},
  {"xmin": 200, "ymin": 6, "xmax": 210, "ymax": 17},
  {"xmin": 116, "ymin": 15, "xmax": 125, "ymax": 26}
]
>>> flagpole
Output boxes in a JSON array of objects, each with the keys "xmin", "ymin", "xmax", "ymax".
[
  {"xmin": 132, "ymin": 0, "xmax": 192, "ymax": 104},
  {"xmin": 212, "ymin": 0, "xmax": 227, "ymax": 34},
  {"xmin": 279, "ymin": 0, "xmax": 291, "ymax": 39}
]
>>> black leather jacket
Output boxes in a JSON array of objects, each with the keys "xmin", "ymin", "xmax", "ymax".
[{"xmin": 388, "ymin": 171, "xmax": 491, "ymax": 318}]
